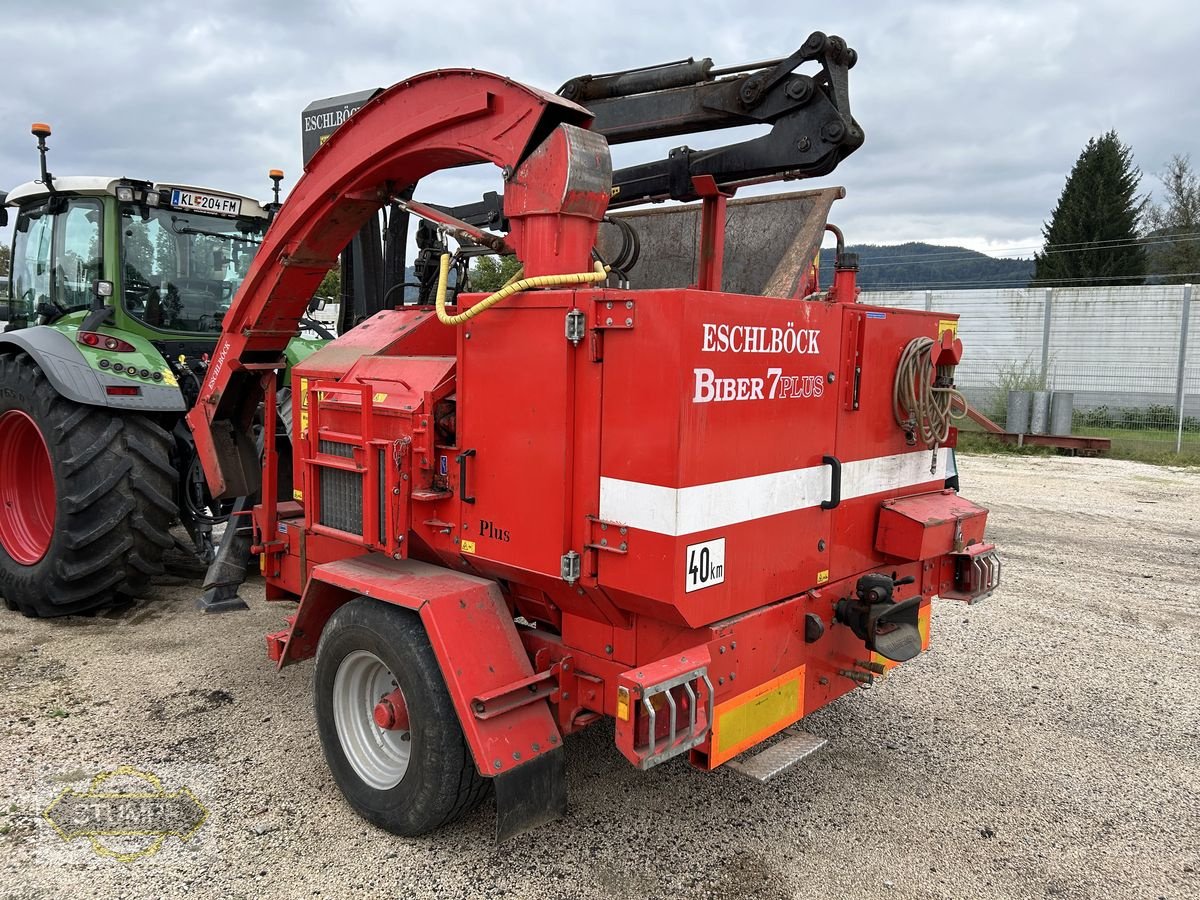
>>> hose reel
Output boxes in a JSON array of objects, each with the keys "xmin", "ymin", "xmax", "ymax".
[{"xmin": 893, "ymin": 333, "xmax": 967, "ymax": 471}]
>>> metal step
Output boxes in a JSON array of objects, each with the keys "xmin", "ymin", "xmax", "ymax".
[{"xmin": 724, "ymin": 729, "xmax": 827, "ymax": 783}]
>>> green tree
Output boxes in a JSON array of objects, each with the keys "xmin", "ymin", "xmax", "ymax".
[
  {"xmin": 0, "ymin": 244, "xmax": 10, "ymax": 277},
  {"xmin": 469, "ymin": 255, "xmax": 522, "ymax": 292},
  {"xmin": 1032, "ymin": 131, "xmax": 1147, "ymax": 287},
  {"xmin": 1143, "ymin": 154, "xmax": 1200, "ymax": 283},
  {"xmin": 316, "ymin": 266, "xmax": 341, "ymax": 300}
]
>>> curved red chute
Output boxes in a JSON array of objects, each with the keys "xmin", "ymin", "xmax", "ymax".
[{"xmin": 187, "ymin": 70, "xmax": 599, "ymax": 498}]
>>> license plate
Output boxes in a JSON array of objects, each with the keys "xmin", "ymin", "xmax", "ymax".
[{"xmin": 169, "ymin": 189, "xmax": 242, "ymax": 217}]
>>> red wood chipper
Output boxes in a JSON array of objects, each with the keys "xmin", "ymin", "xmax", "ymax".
[{"xmin": 187, "ymin": 34, "xmax": 999, "ymax": 840}]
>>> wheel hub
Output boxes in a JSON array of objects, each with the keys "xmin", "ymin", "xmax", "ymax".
[
  {"xmin": 373, "ymin": 689, "xmax": 410, "ymax": 731},
  {"xmin": 0, "ymin": 410, "xmax": 56, "ymax": 565}
]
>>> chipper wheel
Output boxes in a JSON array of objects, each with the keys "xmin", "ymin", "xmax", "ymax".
[
  {"xmin": 314, "ymin": 598, "xmax": 488, "ymax": 835},
  {"xmin": 0, "ymin": 353, "xmax": 176, "ymax": 616}
]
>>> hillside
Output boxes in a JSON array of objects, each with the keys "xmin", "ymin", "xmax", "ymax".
[{"xmin": 819, "ymin": 242, "xmax": 1034, "ymax": 290}]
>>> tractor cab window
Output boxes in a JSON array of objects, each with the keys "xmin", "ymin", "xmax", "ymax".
[
  {"xmin": 52, "ymin": 200, "xmax": 103, "ymax": 312},
  {"xmin": 121, "ymin": 205, "xmax": 264, "ymax": 334},
  {"xmin": 9, "ymin": 205, "xmax": 53, "ymax": 324}
]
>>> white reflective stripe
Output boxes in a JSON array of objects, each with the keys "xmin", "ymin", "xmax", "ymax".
[
  {"xmin": 598, "ymin": 448, "xmax": 949, "ymax": 537},
  {"xmin": 841, "ymin": 447, "xmax": 949, "ymax": 501}
]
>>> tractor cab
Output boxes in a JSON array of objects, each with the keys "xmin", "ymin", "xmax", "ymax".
[{"xmin": 4, "ymin": 176, "xmax": 269, "ymax": 342}]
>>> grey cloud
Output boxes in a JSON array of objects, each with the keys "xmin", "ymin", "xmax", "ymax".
[{"xmin": 1, "ymin": 0, "xmax": 1196, "ymax": 254}]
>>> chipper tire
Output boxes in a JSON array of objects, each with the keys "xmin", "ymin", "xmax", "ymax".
[
  {"xmin": 314, "ymin": 598, "xmax": 488, "ymax": 835},
  {"xmin": 0, "ymin": 353, "xmax": 177, "ymax": 617}
]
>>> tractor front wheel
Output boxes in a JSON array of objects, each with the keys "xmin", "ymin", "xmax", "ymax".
[
  {"xmin": 0, "ymin": 353, "xmax": 177, "ymax": 616},
  {"xmin": 313, "ymin": 598, "xmax": 488, "ymax": 835}
]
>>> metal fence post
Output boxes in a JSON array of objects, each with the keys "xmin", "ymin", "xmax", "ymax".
[
  {"xmin": 1041, "ymin": 288, "xmax": 1053, "ymax": 385},
  {"xmin": 924, "ymin": 290, "xmax": 932, "ymax": 312},
  {"xmin": 1177, "ymin": 283, "xmax": 1192, "ymax": 455}
]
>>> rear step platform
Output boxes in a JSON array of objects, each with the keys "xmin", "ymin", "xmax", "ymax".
[{"xmin": 724, "ymin": 729, "xmax": 827, "ymax": 782}]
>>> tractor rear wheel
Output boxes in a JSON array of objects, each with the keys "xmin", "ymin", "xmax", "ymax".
[
  {"xmin": 0, "ymin": 353, "xmax": 177, "ymax": 616},
  {"xmin": 313, "ymin": 598, "xmax": 488, "ymax": 835}
]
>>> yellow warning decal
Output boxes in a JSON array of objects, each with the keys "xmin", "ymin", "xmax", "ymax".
[
  {"xmin": 299, "ymin": 377, "xmax": 308, "ymax": 409},
  {"xmin": 938, "ymin": 318, "xmax": 958, "ymax": 338},
  {"xmin": 816, "ymin": 569, "xmax": 829, "ymax": 585},
  {"xmin": 710, "ymin": 665, "xmax": 805, "ymax": 766},
  {"xmin": 373, "ymin": 392, "xmax": 388, "ymax": 403},
  {"xmin": 292, "ymin": 488, "xmax": 303, "ymax": 501},
  {"xmin": 460, "ymin": 539, "xmax": 476, "ymax": 554}
]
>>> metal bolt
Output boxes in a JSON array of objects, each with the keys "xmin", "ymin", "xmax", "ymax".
[
  {"xmin": 392, "ymin": 552, "xmax": 401, "ymax": 560},
  {"xmin": 532, "ymin": 742, "xmax": 540, "ymax": 752},
  {"xmin": 607, "ymin": 302, "xmax": 613, "ymax": 309},
  {"xmin": 796, "ymin": 136, "xmax": 811, "ymax": 152},
  {"xmin": 401, "ymin": 473, "xmax": 408, "ymax": 480},
  {"xmin": 818, "ymin": 539, "xmax": 826, "ymax": 551},
  {"xmin": 604, "ymin": 644, "xmax": 613, "ymax": 654},
  {"xmin": 600, "ymin": 538, "xmax": 608, "ymax": 546},
  {"xmin": 730, "ymin": 672, "xmax": 737, "ymax": 681},
  {"xmin": 577, "ymin": 588, "xmax": 585, "ymax": 595},
  {"xmin": 619, "ymin": 541, "xmax": 627, "ymax": 551},
  {"xmin": 718, "ymin": 677, "xmax": 725, "ymax": 686},
  {"xmin": 392, "ymin": 487, "xmax": 400, "ymax": 495},
  {"xmin": 818, "ymin": 676, "xmax": 829, "ymax": 686},
  {"xmin": 513, "ymin": 752, "xmax": 522, "ymax": 761},
  {"xmin": 719, "ymin": 645, "xmax": 726, "ymax": 654},
  {"xmin": 731, "ymin": 641, "xmax": 737, "ymax": 650},
  {"xmin": 619, "ymin": 527, "xmax": 627, "ymax": 535},
  {"xmin": 606, "ymin": 317, "xmax": 613, "ymax": 326},
  {"xmin": 465, "ymin": 332, "xmax": 471, "ymax": 340},
  {"xmin": 549, "ymin": 735, "xmax": 559, "ymax": 744},
  {"xmin": 561, "ymin": 692, "xmax": 570, "ymax": 701},
  {"xmin": 827, "ymin": 371, "xmax": 836, "ymax": 383},
  {"xmin": 625, "ymin": 300, "xmax": 633, "ymax": 309},
  {"xmin": 624, "ymin": 317, "xmax": 633, "ymax": 327},
  {"xmin": 494, "ymin": 759, "xmax": 502, "ymax": 770},
  {"xmin": 601, "ymin": 523, "xmax": 607, "ymax": 530},
  {"xmin": 473, "ymin": 700, "xmax": 485, "ymax": 713}
]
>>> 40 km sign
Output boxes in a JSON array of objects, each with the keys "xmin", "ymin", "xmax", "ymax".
[{"xmin": 685, "ymin": 538, "xmax": 726, "ymax": 593}]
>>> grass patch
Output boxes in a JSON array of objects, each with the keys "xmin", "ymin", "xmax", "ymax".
[{"xmin": 956, "ymin": 427, "xmax": 1200, "ymax": 466}]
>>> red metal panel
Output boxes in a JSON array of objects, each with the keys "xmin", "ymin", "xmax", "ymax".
[
  {"xmin": 456, "ymin": 293, "xmax": 577, "ymax": 579},
  {"xmin": 876, "ymin": 491, "xmax": 990, "ymax": 561},
  {"xmin": 596, "ymin": 288, "xmax": 838, "ymax": 626}
]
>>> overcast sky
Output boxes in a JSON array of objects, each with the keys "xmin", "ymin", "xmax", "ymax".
[{"xmin": 2, "ymin": 0, "xmax": 1197, "ymax": 256}]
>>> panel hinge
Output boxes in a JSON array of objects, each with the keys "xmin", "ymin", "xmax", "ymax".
[
  {"xmin": 560, "ymin": 550, "xmax": 582, "ymax": 584},
  {"xmin": 565, "ymin": 308, "xmax": 586, "ymax": 346}
]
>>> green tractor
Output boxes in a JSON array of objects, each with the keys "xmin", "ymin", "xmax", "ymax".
[{"xmin": 0, "ymin": 123, "xmax": 325, "ymax": 617}]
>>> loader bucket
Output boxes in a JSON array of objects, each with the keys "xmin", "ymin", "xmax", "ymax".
[{"xmin": 595, "ymin": 186, "xmax": 845, "ymax": 297}]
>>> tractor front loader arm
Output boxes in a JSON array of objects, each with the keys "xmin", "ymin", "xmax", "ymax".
[{"xmin": 186, "ymin": 72, "xmax": 603, "ymax": 498}]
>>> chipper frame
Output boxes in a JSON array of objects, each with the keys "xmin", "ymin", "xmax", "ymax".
[{"xmin": 188, "ymin": 37, "xmax": 999, "ymax": 840}]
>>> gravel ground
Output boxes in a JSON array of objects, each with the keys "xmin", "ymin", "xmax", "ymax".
[{"xmin": 1, "ymin": 453, "xmax": 1197, "ymax": 900}]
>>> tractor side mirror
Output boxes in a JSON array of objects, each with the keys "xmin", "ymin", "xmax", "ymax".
[{"xmin": 308, "ymin": 297, "xmax": 327, "ymax": 313}]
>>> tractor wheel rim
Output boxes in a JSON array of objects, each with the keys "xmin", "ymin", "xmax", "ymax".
[
  {"xmin": 333, "ymin": 650, "xmax": 412, "ymax": 789},
  {"xmin": 0, "ymin": 410, "xmax": 56, "ymax": 565}
]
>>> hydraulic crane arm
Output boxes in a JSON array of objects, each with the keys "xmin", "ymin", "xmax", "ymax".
[
  {"xmin": 444, "ymin": 31, "xmax": 861, "ymax": 233},
  {"xmin": 566, "ymin": 31, "xmax": 862, "ymax": 207}
]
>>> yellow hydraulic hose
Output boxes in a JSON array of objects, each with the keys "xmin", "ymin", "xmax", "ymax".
[{"xmin": 434, "ymin": 252, "xmax": 608, "ymax": 326}]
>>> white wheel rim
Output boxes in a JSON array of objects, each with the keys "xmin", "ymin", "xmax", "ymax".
[{"xmin": 332, "ymin": 650, "xmax": 412, "ymax": 789}]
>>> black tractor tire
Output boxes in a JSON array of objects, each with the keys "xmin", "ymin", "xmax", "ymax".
[
  {"xmin": 0, "ymin": 353, "xmax": 177, "ymax": 617},
  {"xmin": 313, "ymin": 598, "xmax": 488, "ymax": 836}
]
